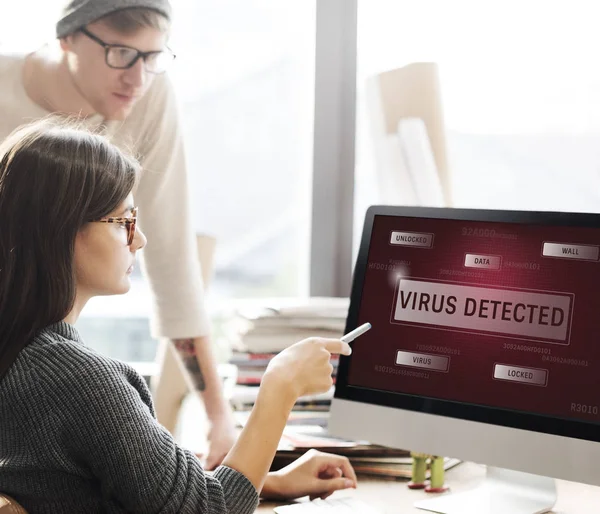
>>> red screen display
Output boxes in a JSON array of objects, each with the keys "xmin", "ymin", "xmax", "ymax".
[{"xmin": 347, "ymin": 215, "xmax": 600, "ymax": 424}]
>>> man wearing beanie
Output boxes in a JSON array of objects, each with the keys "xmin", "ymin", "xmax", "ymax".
[{"xmin": 0, "ymin": 0, "xmax": 241, "ymax": 503}]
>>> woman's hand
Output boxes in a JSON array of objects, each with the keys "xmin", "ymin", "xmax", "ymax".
[
  {"xmin": 220, "ymin": 338, "xmax": 351, "ymax": 493},
  {"xmin": 262, "ymin": 338, "xmax": 352, "ymax": 402},
  {"xmin": 261, "ymin": 449, "xmax": 358, "ymax": 501}
]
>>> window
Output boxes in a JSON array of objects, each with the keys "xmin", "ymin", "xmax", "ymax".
[
  {"xmin": 170, "ymin": 0, "xmax": 315, "ymax": 300},
  {"xmin": 355, "ymin": 0, "xmax": 600, "ymax": 245},
  {"xmin": 0, "ymin": 4, "xmax": 60, "ymax": 49}
]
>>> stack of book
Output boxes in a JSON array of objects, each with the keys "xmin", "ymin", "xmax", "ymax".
[
  {"xmin": 227, "ymin": 297, "xmax": 347, "ymax": 415},
  {"xmin": 230, "ymin": 296, "xmax": 349, "ymax": 355},
  {"xmin": 230, "ymin": 352, "xmax": 339, "ymax": 387},
  {"xmin": 274, "ymin": 428, "xmax": 461, "ymax": 479},
  {"xmin": 233, "ymin": 411, "xmax": 460, "ymax": 479},
  {"xmin": 230, "ymin": 385, "xmax": 335, "ymax": 416}
]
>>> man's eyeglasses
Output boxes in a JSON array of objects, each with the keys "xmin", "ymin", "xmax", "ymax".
[
  {"xmin": 80, "ymin": 28, "xmax": 175, "ymax": 74},
  {"xmin": 94, "ymin": 207, "xmax": 138, "ymax": 246}
]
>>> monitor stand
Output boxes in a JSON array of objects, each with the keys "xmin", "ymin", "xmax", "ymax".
[{"xmin": 414, "ymin": 467, "xmax": 557, "ymax": 514}]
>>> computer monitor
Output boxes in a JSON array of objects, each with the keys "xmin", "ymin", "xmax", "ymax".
[{"xmin": 329, "ymin": 205, "xmax": 600, "ymax": 514}]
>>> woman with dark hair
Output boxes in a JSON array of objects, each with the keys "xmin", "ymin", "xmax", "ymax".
[{"xmin": 0, "ymin": 119, "xmax": 356, "ymax": 514}]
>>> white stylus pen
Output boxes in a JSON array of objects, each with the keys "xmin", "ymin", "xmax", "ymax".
[{"xmin": 340, "ymin": 322, "xmax": 372, "ymax": 344}]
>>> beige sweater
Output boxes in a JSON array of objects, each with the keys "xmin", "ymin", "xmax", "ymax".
[{"xmin": 0, "ymin": 52, "xmax": 209, "ymax": 340}]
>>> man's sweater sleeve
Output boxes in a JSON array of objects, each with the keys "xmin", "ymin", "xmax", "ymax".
[
  {"xmin": 133, "ymin": 74, "xmax": 210, "ymax": 340},
  {"xmin": 59, "ymin": 358, "xmax": 258, "ymax": 513}
]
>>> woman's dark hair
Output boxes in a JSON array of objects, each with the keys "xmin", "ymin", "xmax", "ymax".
[{"xmin": 0, "ymin": 118, "xmax": 139, "ymax": 378}]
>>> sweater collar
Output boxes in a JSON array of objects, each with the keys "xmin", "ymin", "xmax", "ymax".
[{"xmin": 45, "ymin": 321, "xmax": 84, "ymax": 344}]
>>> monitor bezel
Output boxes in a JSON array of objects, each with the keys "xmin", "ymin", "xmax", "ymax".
[{"xmin": 334, "ymin": 205, "xmax": 600, "ymax": 444}]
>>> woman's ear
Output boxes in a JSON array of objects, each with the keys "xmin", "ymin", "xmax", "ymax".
[{"xmin": 73, "ymin": 224, "xmax": 90, "ymax": 254}]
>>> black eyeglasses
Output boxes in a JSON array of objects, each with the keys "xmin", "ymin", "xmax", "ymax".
[{"xmin": 80, "ymin": 28, "xmax": 176, "ymax": 74}]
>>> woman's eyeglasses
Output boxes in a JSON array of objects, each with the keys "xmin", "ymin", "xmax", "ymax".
[
  {"xmin": 94, "ymin": 207, "xmax": 138, "ymax": 246},
  {"xmin": 80, "ymin": 28, "xmax": 176, "ymax": 74}
]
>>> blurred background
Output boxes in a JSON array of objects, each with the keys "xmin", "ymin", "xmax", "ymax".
[{"xmin": 4, "ymin": 0, "xmax": 600, "ymax": 364}]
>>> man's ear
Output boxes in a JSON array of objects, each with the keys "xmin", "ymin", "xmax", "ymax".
[{"xmin": 59, "ymin": 35, "xmax": 75, "ymax": 52}]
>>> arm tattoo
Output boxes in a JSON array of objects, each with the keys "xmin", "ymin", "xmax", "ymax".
[{"xmin": 173, "ymin": 339, "xmax": 206, "ymax": 391}]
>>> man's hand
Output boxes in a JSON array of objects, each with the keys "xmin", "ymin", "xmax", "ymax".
[
  {"xmin": 203, "ymin": 413, "xmax": 237, "ymax": 470},
  {"xmin": 261, "ymin": 449, "xmax": 358, "ymax": 501}
]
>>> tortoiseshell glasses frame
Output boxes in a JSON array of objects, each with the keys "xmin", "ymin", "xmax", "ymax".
[{"xmin": 94, "ymin": 207, "xmax": 138, "ymax": 246}]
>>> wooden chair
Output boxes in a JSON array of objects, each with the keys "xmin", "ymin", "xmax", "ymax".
[
  {"xmin": 0, "ymin": 493, "xmax": 27, "ymax": 514},
  {"xmin": 365, "ymin": 62, "xmax": 452, "ymax": 206}
]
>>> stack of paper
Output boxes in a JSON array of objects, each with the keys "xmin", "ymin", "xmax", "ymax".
[
  {"xmin": 231, "ymin": 297, "xmax": 349, "ymax": 354},
  {"xmin": 230, "ymin": 385, "xmax": 335, "ymax": 412}
]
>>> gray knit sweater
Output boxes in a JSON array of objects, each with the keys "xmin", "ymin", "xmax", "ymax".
[{"xmin": 0, "ymin": 322, "xmax": 259, "ymax": 513}]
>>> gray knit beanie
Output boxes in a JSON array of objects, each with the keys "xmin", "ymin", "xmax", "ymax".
[{"xmin": 56, "ymin": 0, "xmax": 172, "ymax": 38}]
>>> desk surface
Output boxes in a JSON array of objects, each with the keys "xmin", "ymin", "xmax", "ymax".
[{"xmin": 256, "ymin": 461, "xmax": 600, "ymax": 513}]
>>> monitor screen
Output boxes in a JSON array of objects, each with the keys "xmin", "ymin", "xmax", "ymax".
[{"xmin": 335, "ymin": 207, "xmax": 600, "ymax": 443}]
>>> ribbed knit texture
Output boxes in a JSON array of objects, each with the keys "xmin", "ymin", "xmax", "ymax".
[
  {"xmin": 56, "ymin": 0, "xmax": 172, "ymax": 38},
  {"xmin": 0, "ymin": 322, "xmax": 259, "ymax": 513}
]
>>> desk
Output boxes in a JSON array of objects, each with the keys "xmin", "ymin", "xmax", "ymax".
[{"xmin": 256, "ymin": 462, "xmax": 600, "ymax": 513}]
